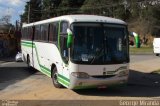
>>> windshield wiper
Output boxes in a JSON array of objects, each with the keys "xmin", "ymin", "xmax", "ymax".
[{"xmin": 90, "ymin": 48, "xmax": 104, "ymax": 64}]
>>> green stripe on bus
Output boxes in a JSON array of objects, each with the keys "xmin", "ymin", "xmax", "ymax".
[
  {"xmin": 21, "ymin": 41, "xmax": 33, "ymax": 45},
  {"xmin": 39, "ymin": 68, "xmax": 50, "ymax": 77},
  {"xmin": 58, "ymin": 77, "xmax": 69, "ymax": 87},
  {"xmin": 21, "ymin": 44, "xmax": 35, "ymax": 47},
  {"xmin": 58, "ymin": 21, "xmax": 61, "ymax": 50},
  {"xmin": 40, "ymin": 65, "xmax": 51, "ymax": 74},
  {"xmin": 41, "ymin": 67, "xmax": 50, "ymax": 74},
  {"xmin": 21, "ymin": 41, "xmax": 35, "ymax": 48},
  {"xmin": 58, "ymin": 76, "xmax": 70, "ymax": 84},
  {"xmin": 58, "ymin": 74, "xmax": 70, "ymax": 82},
  {"xmin": 21, "ymin": 44, "xmax": 33, "ymax": 47}
]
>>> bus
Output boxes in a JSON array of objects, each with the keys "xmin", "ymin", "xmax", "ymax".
[{"xmin": 21, "ymin": 15, "xmax": 129, "ymax": 89}]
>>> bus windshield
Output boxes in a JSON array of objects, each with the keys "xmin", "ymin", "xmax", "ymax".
[{"xmin": 70, "ymin": 23, "xmax": 129, "ymax": 65}]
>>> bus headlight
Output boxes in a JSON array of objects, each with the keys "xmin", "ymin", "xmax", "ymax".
[
  {"xmin": 117, "ymin": 66, "xmax": 129, "ymax": 77},
  {"xmin": 71, "ymin": 72, "xmax": 90, "ymax": 78}
]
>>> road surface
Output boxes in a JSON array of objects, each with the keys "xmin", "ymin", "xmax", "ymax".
[{"xmin": 0, "ymin": 55, "xmax": 160, "ymax": 103}]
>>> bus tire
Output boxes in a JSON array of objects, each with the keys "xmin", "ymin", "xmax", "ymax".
[
  {"xmin": 156, "ymin": 54, "xmax": 159, "ymax": 56},
  {"xmin": 52, "ymin": 67, "xmax": 62, "ymax": 88}
]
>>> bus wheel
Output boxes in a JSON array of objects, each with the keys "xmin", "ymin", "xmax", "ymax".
[
  {"xmin": 52, "ymin": 67, "xmax": 62, "ymax": 88},
  {"xmin": 27, "ymin": 55, "xmax": 31, "ymax": 68},
  {"xmin": 156, "ymin": 54, "xmax": 159, "ymax": 56}
]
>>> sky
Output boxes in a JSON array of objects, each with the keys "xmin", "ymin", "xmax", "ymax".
[{"xmin": 0, "ymin": 0, "xmax": 29, "ymax": 24}]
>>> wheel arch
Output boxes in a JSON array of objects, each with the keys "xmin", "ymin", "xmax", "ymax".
[
  {"xmin": 27, "ymin": 54, "xmax": 30, "ymax": 59},
  {"xmin": 51, "ymin": 63, "xmax": 56, "ymax": 78},
  {"xmin": 27, "ymin": 54, "xmax": 30, "ymax": 63}
]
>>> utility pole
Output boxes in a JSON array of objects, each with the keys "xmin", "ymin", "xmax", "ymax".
[{"xmin": 27, "ymin": 1, "xmax": 30, "ymax": 23}]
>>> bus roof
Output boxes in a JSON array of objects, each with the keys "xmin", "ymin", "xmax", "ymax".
[{"xmin": 23, "ymin": 15, "xmax": 126, "ymax": 27}]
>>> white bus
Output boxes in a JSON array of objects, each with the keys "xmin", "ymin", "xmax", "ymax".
[{"xmin": 21, "ymin": 15, "xmax": 129, "ymax": 89}]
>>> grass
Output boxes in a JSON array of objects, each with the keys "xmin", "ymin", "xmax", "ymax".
[{"xmin": 130, "ymin": 46, "xmax": 153, "ymax": 54}]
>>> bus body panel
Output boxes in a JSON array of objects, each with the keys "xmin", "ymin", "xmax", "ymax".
[
  {"xmin": 21, "ymin": 40, "xmax": 33, "ymax": 64},
  {"xmin": 21, "ymin": 40, "xmax": 70, "ymax": 81}
]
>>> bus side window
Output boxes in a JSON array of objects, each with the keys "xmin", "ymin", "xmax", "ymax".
[
  {"xmin": 27, "ymin": 27, "xmax": 30, "ymax": 40},
  {"xmin": 23, "ymin": 28, "xmax": 27, "ymax": 39},
  {"xmin": 60, "ymin": 21, "xmax": 69, "ymax": 63},
  {"xmin": 22, "ymin": 27, "xmax": 33, "ymax": 40},
  {"xmin": 53, "ymin": 22, "xmax": 58, "ymax": 42},
  {"xmin": 34, "ymin": 25, "xmax": 40, "ymax": 41},
  {"xmin": 26, "ymin": 27, "xmax": 29, "ymax": 39},
  {"xmin": 26, "ymin": 28, "xmax": 28, "ymax": 39},
  {"xmin": 49, "ymin": 23, "xmax": 54, "ymax": 42},
  {"xmin": 40, "ymin": 24, "xmax": 48, "ymax": 42},
  {"xmin": 32, "ymin": 26, "xmax": 35, "ymax": 40},
  {"xmin": 60, "ymin": 21, "xmax": 68, "ymax": 35},
  {"xmin": 29, "ymin": 27, "xmax": 33, "ymax": 40},
  {"xmin": 49, "ymin": 22, "xmax": 58, "ymax": 44},
  {"xmin": 28, "ymin": 27, "xmax": 30, "ymax": 40},
  {"xmin": 21, "ymin": 28, "xmax": 25, "ymax": 39}
]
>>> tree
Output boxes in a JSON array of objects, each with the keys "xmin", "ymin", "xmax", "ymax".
[
  {"xmin": 41, "ymin": 0, "xmax": 61, "ymax": 19},
  {"xmin": 81, "ymin": 0, "xmax": 110, "ymax": 15},
  {"xmin": 54, "ymin": 0, "xmax": 84, "ymax": 15},
  {"xmin": 130, "ymin": 0, "xmax": 141, "ymax": 18},
  {"xmin": 20, "ymin": 3, "xmax": 28, "ymax": 23},
  {"xmin": 30, "ymin": 0, "xmax": 42, "ymax": 22},
  {"xmin": 57, "ymin": 0, "xmax": 75, "ymax": 15},
  {"xmin": 80, "ymin": 0, "xmax": 130, "ymax": 19},
  {"xmin": 0, "ymin": 15, "xmax": 11, "ymax": 24},
  {"xmin": 21, "ymin": 0, "xmax": 42, "ymax": 23}
]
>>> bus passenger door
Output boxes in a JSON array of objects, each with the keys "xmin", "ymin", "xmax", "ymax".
[
  {"xmin": 31, "ymin": 26, "xmax": 35, "ymax": 67},
  {"xmin": 59, "ymin": 21, "xmax": 69, "ymax": 79}
]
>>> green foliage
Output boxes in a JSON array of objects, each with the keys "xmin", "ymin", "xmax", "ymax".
[
  {"xmin": 114, "ymin": 5, "xmax": 127, "ymax": 20},
  {"xmin": 57, "ymin": 0, "xmax": 85, "ymax": 15},
  {"xmin": 58, "ymin": 0, "xmax": 70, "ymax": 15},
  {"xmin": 80, "ymin": 0, "xmax": 114, "ymax": 15},
  {"xmin": 21, "ymin": 1, "xmax": 42, "ymax": 23},
  {"xmin": 20, "ymin": 3, "xmax": 29, "ymax": 23},
  {"xmin": 41, "ymin": 0, "xmax": 61, "ymax": 19},
  {"xmin": 20, "ymin": 0, "xmax": 160, "ymax": 37}
]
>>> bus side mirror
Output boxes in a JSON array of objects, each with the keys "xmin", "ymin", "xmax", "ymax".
[{"xmin": 67, "ymin": 29, "xmax": 73, "ymax": 48}]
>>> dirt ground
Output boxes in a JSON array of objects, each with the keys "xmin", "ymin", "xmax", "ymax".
[{"xmin": 0, "ymin": 55, "xmax": 160, "ymax": 106}]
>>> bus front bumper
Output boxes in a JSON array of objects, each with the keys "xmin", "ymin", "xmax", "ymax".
[{"xmin": 69, "ymin": 75, "xmax": 128, "ymax": 89}]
